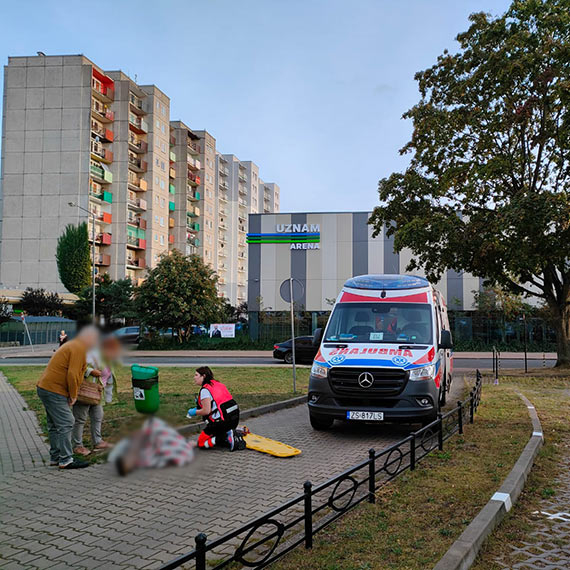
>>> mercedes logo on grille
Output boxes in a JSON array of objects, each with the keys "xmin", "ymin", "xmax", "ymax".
[{"xmin": 358, "ymin": 372, "xmax": 374, "ymax": 389}]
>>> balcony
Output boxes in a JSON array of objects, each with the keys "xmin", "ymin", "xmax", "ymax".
[
  {"xmin": 96, "ymin": 254, "xmax": 111, "ymax": 266},
  {"xmin": 89, "ymin": 190, "xmax": 112, "ymax": 204},
  {"xmin": 169, "ymin": 183, "xmax": 176, "ymax": 195},
  {"xmin": 168, "ymin": 234, "xmax": 175, "ymax": 244},
  {"xmin": 94, "ymin": 211, "xmax": 112, "ymax": 224},
  {"xmin": 218, "ymin": 248, "xmax": 227, "ymax": 257},
  {"xmin": 91, "ymin": 125, "xmax": 114, "ymax": 142},
  {"xmin": 128, "ymin": 155, "xmax": 148, "ymax": 173},
  {"xmin": 187, "ymin": 141, "xmax": 200, "ymax": 155},
  {"xmin": 128, "ymin": 197, "xmax": 147, "ymax": 211},
  {"xmin": 169, "ymin": 151, "xmax": 176, "ymax": 162},
  {"xmin": 187, "ymin": 190, "xmax": 200, "ymax": 201},
  {"xmin": 126, "ymin": 256, "xmax": 146, "ymax": 269},
  {"xmin": 92, "ymin": 83, "xmax": 114, "ymax": 103},
  {"xmin": 187, "ymin": 221, "xmax": 200, "ymax": 232},
  {"xmin": 169, "ymin": 201, "xmax": 175, "ymax": 212},
  {"xmin": 239, "ymin": 199, "xmax": 247, "ymax": 207},
  {"xmin": 219, "ymin": 222, "xmax": 227, "ymax": 230},
  {"xmin": 129, "ymin": 93, "xmax": 146, "ymax": 115},
  {"xmin": 91, "ymin": 144, "xmax": 113, "ymax": 164},
  {"xmin": 219, "ymin": 192, "xmax": 228, "ymax": 203},
  {"xmin": 188, "ymin": 157, "xmax": 201, "ymax": 171},
  {"xmin": 129, "ymin": 116, "xmax": 148, "ymax": 134},
  {"xmin": 127, "ymin": 215, "xmax": 146, "ymax": 229},
  {"xmin": 98, "ymin": 232, "xmax": 112, "ymax": 246},
  {"xmin": 128, "ymin": 138, "xmax": 148, "ymax": 154},
  {"xmin": 92, "ymin": 104, "xmax": 114, "ymax": 123},
  {"xmin": 238, "ymin": 172, "xmax": 247, "ymax": 183},
  {"xmin": 90, "ymin": 163, "xmax": 112, "ymax": 184},
  {"xmin": 127, "ymin": 236, "xmax": 146, "ymax": 250},
  {"xmin": 168, "ymin": 217, "xmax": 175, "ymax": 229},
  {"xmin": 218, "ymin": 166, "xmax": 229, "ymax": 177},
  {"xmin": 128, "ymin": 176, "xmax": 147, "ymax": 192},
  {"xmin": 219, "ymin": 180, "xmax": 229, "ymax": 190},
  {"xmin": 187, "ymin": 207, "xmax": 200, "ymax": 218},
  {"xmin": 188, "ymin": 173, "xmax": 201, "ymax": 187},
  {"xmin": 238, "ymin": 185, "xmax": 247, "ymax": 196}
]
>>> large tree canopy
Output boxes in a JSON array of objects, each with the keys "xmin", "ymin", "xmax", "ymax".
[
  {"xmin": 369, "ymin": 0, "xmax": 570, "ymax": 365},
  {"xmin": 135, "ymin": 250, "xmax": 223, "ymax": 341}
]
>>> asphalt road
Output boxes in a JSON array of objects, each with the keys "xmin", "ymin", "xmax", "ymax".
[{"xmin": 0, "ymin": 355, "xmax": 557, "ymax": 369}]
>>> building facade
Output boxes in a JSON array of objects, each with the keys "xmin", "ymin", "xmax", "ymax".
[
  {"xmin": 247, "ymin": 211, "xmax": 481, "ymax": 321},
  {"xmin": 214, "ymin": 154, "xmax": 280, "ymax": 305},
  {"xmin": 0, "ymin": 54, "xmax": 280, "ymax": 299}
]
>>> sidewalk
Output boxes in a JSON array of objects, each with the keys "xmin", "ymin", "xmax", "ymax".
[
  {"xmin": 0, "ymin": 373, "xmax": 50, "ymax": 475},
  {"xmin": 493, "ymin": 436, "xmax": 570, "ymax": 568},
  {"xmin": 0, "ymin": 343, "xmax": 558, "ymax": 360}
]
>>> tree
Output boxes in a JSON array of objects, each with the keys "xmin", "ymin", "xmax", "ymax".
[
  {"xmin": 134, "ymin": 250, "xmax": 223, "ymax": 341},
  {"xmin": 56, "ymin": 223, "xmax": 91, "ymax": 294},
  {"xmin": 473, "ymin": 286, "xmax": 535, "ymax": 319},
  {"xmin": 0, "ymin": 297, "xmax": 13, "ymax": 324},
  {"xmin": 369, "ymin": 0, "xmax": 570, "ymax": 366},
  {"xmin": 73, "ymin": 275, "xmax": 137, "ymax": 326},
  {"xmin": 20, "ymin": 288, "xmax": 63, "ymax": 316}
]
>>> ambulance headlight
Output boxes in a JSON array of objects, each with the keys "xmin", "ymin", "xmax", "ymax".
[
  {"xmin": 311, "ymin": 363, "xmax": 329, "ymax": 379},
  {"xmin": 409, "ymin": 364, "xmax": 436, "ymax": 381}
]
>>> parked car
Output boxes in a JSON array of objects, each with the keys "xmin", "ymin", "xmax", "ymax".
[
  {"xmin": 113, "ymin": 326, "xmax": 141, "ymax": 344},
  {"xmin": 273, "ymin": 336, "xmax": 318, "ymax": 364}
]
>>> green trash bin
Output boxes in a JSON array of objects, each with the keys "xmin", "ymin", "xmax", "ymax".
[{"xmin": 131, "ymin": 364, "xmax": 160, "ymax": 414}]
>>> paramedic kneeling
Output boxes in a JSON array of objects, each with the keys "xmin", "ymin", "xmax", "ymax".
[{"xmin": 187, "ymin": 366, "xmax": 241, "ymax": 450}]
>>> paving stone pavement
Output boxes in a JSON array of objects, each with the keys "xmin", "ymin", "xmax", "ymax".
[
  {"xmin": 493, "ymin": 436, "xmax": 570, "ymax": 570},
  {"xmin": 0, "ymin": 373, "xmax": 50, "ymax": 475},
  {"xmin": 0, "ymin": 374, "xmax": 466, "ymax": 569}
]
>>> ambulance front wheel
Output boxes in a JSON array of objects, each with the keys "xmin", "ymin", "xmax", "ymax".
[{"xmin": 310, "ymin": 413, "xmax": 334, "ymax": 430}]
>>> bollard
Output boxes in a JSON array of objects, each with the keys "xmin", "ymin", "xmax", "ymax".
[
  {"xmin": 543, "ymin": 352, "xmax": 546, "ymax": 368},
  {"xmin": 410, "ymin": 433, "xmax": 416, "ymax": 471},
  {"xmin": 195, "ymin": 533, "xmax": 207, "ymax": 570},
  {"xmin": 458, "ymin": 401, "xmax": 463, "ymax": 435},
  {"xmin": 303, "ymin": 481, "xmax": 313, "ymax": 549},
  {"xmin": 492, "ymin": 347, "xmax": 496, "ymax": 375},
  {"xmin": 368, "ymin": 449, "xmax": 376, "ymax": 503},
  {"xmin": 494, "ymin": 351, "xmax": 500, "ymax": 385}
]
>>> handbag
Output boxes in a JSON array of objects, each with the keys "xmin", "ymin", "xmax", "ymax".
[{"xmin": 77, "ymin": 379, "xmax": 103, "ymax": 405}]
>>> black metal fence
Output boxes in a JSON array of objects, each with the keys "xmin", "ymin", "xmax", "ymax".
[{"xmin": 160, "ymin": 372, "xmax": 483, "ymax": 570}]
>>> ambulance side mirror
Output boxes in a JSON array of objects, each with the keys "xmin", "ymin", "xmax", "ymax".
[
  {"xmin": 313, "ymin": 328, "xmax": 323, "ymax": 347},
  {"xmin": 439, "ymin": 330, "xmax": 453, "ymax": 350}
]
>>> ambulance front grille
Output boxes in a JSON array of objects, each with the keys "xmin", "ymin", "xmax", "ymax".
[{"xmin": 329, "ymin": 367, "xmax": 408, "ymax": 397}]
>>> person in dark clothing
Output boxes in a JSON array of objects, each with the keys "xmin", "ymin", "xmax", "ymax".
[{"xmin": 59, "ymin": 330, "xmax": 69, "ymax": 346}]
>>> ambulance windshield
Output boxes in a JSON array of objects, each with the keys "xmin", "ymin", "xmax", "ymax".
[{"xmin": 324, "ymin": 302, "xmax": 433, "ymax": 344}]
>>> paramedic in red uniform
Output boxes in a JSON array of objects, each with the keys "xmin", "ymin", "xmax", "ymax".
[{"xmin": 187, "ymin": 366, "xmax": 241, "ymax": 450}]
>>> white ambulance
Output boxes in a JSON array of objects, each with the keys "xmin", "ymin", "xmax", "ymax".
[{"xmin": 308, "ymin": 274, "xmax": 453, "ymax": 429}]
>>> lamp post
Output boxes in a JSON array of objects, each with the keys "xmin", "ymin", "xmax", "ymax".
[{"xmin": 69, "ymin": 202, "xmax": 96, "ymax": 323}]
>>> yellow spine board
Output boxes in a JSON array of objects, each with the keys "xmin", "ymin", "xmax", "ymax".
[{"xmin": 243, "ymin": 433, "xmax": 301, "ymax": 457}]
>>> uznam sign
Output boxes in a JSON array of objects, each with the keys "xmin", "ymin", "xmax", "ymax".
[{"xmin": 246, "ymin": 224, "xmax": 321, "ymax": 250}]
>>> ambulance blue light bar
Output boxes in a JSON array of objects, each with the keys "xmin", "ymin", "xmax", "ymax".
[{"xmin": 344, "ymin": 274, "xmax": 430, "ymax": 290}]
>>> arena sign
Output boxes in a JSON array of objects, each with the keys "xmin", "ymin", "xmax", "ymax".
[{"xmin": 246, "ymin": 224, "xmax": 321, "ymax": 250}]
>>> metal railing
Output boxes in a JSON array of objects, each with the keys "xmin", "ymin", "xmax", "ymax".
[{"xmin": 160, "ymin": 372, "xmax": 483, "ymax": 570}]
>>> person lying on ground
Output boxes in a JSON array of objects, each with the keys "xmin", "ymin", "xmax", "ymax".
[
  {"xmin": 109, "ymin": 416, "xmax": 195, "ymax": 476},
  {"xmin": 187, "ymin": 366, "xmax": 244, "ymax": 451},
  {"xmin": 72, "ymin": 334, "xmax": 122, "ymax": 456}
]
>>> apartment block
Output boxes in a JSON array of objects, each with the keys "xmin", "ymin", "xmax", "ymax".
[
  {"xmin": 214, "ymin": 154, "xmax": 280, "ymax": 305},
  {"xmin": 0, "ymin": 53, "xmax": 281, "ymax": 304}
]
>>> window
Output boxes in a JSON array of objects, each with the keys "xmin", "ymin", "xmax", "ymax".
[
  {"xmin": 160, "ymin": 217, "xmax": 165, "ymax": 227},
  {"xmin": 155, "ymin": 158, "xmax": 160, "ymax": 167},
  {"xmin": 161, "ymin": 161, "xmax": 165, "ymax": 171},
  {"xmin": 161, "ymin": 142, "xmax": 166, "ymax": 153},
  {"xmin": 155, "ymin": 196, "xmax": 159, "ymax": 205},
  {"xmin": 156, "ymin": 138, "xmax": 160, "ymax": 149},
  {"xmin": 155, "ymin": 176, "xmax": 159, "ymax": 185},
  {"xmin": 156, "ymin": 101, "xmax": 160, "ymax": 110},
  {"xmin": 160, "ymin": 179, "xmax": 165, "ymax": 190},
  {"xmin": 161, "ymin": 104, "xmax": 166, "ymax": 116},
  {"xmin": 161, "ymin": 124, "xmax": 166, "ymax": 134},
  {"xmin": 154, "ymin": 233, "xmax": 158, "ymax": 241},
  {"xmin": 160, "ymin": 198, "xmax": 165, "ymax": 208},
  {"xmin": 160, "ymin": 235, "xmax": 164, "ymax": 245}
]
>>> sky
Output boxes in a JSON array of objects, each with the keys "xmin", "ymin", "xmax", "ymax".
[{"xmin": 0, "ymin": 0, "xmax": 512, "ymax": 213}]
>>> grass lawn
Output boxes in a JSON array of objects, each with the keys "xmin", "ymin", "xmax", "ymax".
[
  {"xmin": 1, "ymin": 365, "xmax": 308, "ymax": 447},
  {"xmin": 273, "ymin": 374, "xmax": 569, "ymax": 570}
]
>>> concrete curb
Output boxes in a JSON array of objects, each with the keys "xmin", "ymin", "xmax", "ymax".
[
  {"xmin": 433, "ymin": 391, "xmax": 544, "ymax": 570},
  {"xmin": 176, "ymin": 394, "xmax": 307, "ymax": 437}
]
